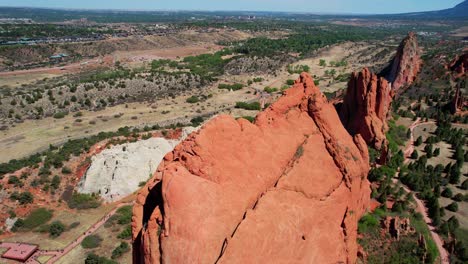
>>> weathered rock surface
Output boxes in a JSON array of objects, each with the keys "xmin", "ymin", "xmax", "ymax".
[
  {"xmin": 449, "ymin": 84, "xmax": 466, "ymax": 115},
  {"xmin": 132, "ymin": 73, "xmax": 371, "ymax": 263},
  {"xmin": 449, "ymin": 52, "xmax": 468, "ymax": 78},
  {"xmin": 339, "ymin": 68, "xmax": 392, "ymax": 155},
  {"xmin": 382, "ymin": 32, "xmax": 421, "ymax": 94},
  {"xmin": 448, "ymin": 52, "xmax": 467, "ymax": 114},
  {"xmin": 382, "ymin": 216, "xmax": 414, "ymax": 240},
  {"xmin": 77, "ymin": 128, "xmax": 196, "ymax": 202}
]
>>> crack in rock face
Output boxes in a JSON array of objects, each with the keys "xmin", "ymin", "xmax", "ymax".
[
  {"xmin": 77, "ymin": 128, "xmax": 197, "ymax": 202},
  {"xmin": 132, "ymin": 73, "xmax": 372, "ymax": 264}
]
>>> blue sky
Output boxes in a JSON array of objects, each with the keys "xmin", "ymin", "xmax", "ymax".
[{"xmin": 0, "ymin": 0, "xmax": 463, "ymax": 14}]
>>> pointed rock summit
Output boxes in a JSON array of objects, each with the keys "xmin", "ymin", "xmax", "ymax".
[
  {"xmin": 132, "ymin": 73, "xmax": 371, "ymax": 264},
  {"xmin": 382, "ymin": 32, "xmax": 422, "ymax": 95},
  {"xmin": 339, "ymin": 68, "xmax": 392, "ymax": 157}
]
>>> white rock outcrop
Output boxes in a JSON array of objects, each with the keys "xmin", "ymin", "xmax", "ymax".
[{"xmin": 77, "ymin": 127, "xmax": 197, "ymax": 202}]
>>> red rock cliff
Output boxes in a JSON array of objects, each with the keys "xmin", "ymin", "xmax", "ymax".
[
  {"xmin": 450, "ymin": 84, "xmax": 466, "ymax": 115},
  {"xmin": 383, "ymin": 32, "xmax": 422, "ymax": 94},
  {"xmin": 449, "ymin": 52, "xmax": 468, "ymax": 78},
  {"xmin": 447, "ymin": 52, "xmax": 467, "ymax": 114},
  {"xmin": 132, "ymin": 73, "xmax": 371, "ymax": 264},
  {"xmin": 339, "ymin": 68, "xmax": 392, "ymax": 155}
]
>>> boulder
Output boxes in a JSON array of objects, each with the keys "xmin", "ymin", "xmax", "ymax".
[{"xmin": 132, "ymin": 73, "xmax": 371, "ymax": 263}]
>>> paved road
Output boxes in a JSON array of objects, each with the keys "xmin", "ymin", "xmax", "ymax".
[
  {"xmin": 399, "ymin": 118, "xmax": 449, "ymax": 264},
  {"xmin": 26, "ymin": 202, "xmax": 133, "ymax": 264}
]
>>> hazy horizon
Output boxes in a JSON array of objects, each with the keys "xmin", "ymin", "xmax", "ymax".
[{"xmin": 0, "ymin": 0, "xmax": 464, "ymax": 15}]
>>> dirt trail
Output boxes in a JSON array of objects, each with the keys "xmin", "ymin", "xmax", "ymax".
[
  {"xmin": 25, "ymin": 202, "xmax": 133, "ymax": 264},
  {"xmin": 399, "ymin": 118, "xmax": 449, "ymax": 264}
]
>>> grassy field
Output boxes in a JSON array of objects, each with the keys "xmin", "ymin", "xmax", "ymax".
[
  {"xmin": 411, "ymin": 122, "xmax": 468, "ymax": 232},
  {"xmin": 0, "ymin": 83, "xmax": 258, "ymax": 163},
  {"xmin": 37, "ymin": 255, "xmax": 53, "ymax": 264},
  {"xmin": 2, "ymin": 203, "xmax": 115, "ymax": 250}
]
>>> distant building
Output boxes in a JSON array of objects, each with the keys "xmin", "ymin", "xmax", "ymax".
[{"xmin": 0, "ymin": 242, "xmax": 38, "ymax": 262}]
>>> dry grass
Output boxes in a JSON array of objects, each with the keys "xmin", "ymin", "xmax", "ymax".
[
  {"xmin": 0, "ymin": 73, "xmax": 59, "ymax": 87},
  {"xmin": 2, "ymin": 204, "xmax": 115, "ymax": 250},
  {"xmin": 410, "ymin": 121, "xmax": 468, "ymax": 230},
  {"xmin": 0, "ymin": 40, "xmax": 392, "ymax": 163},
  {"xmin": 55, "ymin": 211, "xmax": 132, "ymax": 263},
  {"xmin": 0, "ymin": 85, "xmax": 258, "ymax": 162},
  {"xmin": 37, "ymin": 255, "xmax": 53, "ymax": 264}
]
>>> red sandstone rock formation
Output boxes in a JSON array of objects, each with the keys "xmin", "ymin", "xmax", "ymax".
[
  {"xmin": 339, "ymin": 68, "xmax": 392, "ymax": 157},
  {"xmin": 450, "ymin": 84, "xmax": 466, "ymax": 114},
  {"xmin": 448, "ymin": 52, "xmax": 467, "ymax": 114},
  {"xmin": 449, "ymin": 53, "xmax": 468, "ymax": 78},
  {"xmin": 383, "ymin": 32, "xmax": 422, "ymax": 95},
  {"xmin": 132, "ymin": 73, "xmax": 371, "ymax": 264},
  {"xmin": 382, "ymin": 216, "xmax": 414, "ymax": 240}
]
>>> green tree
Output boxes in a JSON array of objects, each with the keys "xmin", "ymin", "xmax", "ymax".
[
  {"xmin": 428, "ymin": 196, "xmax": 441, "ymax": 226},
  {"xmin": 447, "ymin": 216, "xmax": 459, "ymax": 234},
  {"xmin": 461, "ymin": 179, "xmax": 468, "ymax": 190},
  {"xmin": 18, "ymin": 192, "xmax": 33, "ymax": 204},
  {"xmin": 81, "ymin": 235, "xmax": 102, "ymax": 249},
  {"xmin": 319, "ymin": 59, "xmax": 326, "ymax": 67},
  {"xmin": 449, "ymin": 167, "xmax": 461, "ymax": 184},
  {"xmin": 452, "ymin": 193, "xmax": 464, "ymax": 202},
  {"xmin": 441, "ymin": 188, "xmax": 453, "ymax": 198},
  {"xmin": 51, "ymin": 175, "xmax": 60, "ymax": 190},
  {"xmin": 49, "ymin": 221, "xmax": 65, "ymax": 238},
  {"xmin": 85, "ymin": 253, "xmax": 117, "ymax": 264},
  {"xmin": 424, "ymin": 144, "xmax": 433, "ymax": 158},
  {"xmin": 118, "ymin": 225, "xmax": 132, "ymax": 239},
  {"xmin": 186, "ymin": 96, "xmax": 199, "ymax": 104},
  {"xmin": 111, "ymin": 242, "xmax": 130, "ymax": 259},
  {"xmin": 446, "ymin": 202, "xmax": 459, "ymax": 212},
  {"xmin": 415, "ymin": 136, "xmax": 423, "ymax": 146},
  {"xmin": 439, "ymin": 222, "xmax": 449, "ymax": 236}
]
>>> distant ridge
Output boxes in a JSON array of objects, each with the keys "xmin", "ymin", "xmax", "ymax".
[
  {"xmin": 392, "ymin": 0, "xmax": 468, "ymax": 18},
  {"xmin": 0, "ymin": 1, "xmax": 466, "ymax": 22}
]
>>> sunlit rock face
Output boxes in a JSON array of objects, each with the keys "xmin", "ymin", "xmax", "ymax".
[
  {"xmin": 78, "ymin": 128, "xmax": 197, "ymax": 202},
  {"xmin": 339, "ymin": 68, "xmax": 392, "ymax": 159},
  {"xmin": 382, "ymin": 32, "xmax": 422, "ymax": 95},
  {"xmin": 132, "ymin": 73, "xmax": 371, "ymax": 264}
]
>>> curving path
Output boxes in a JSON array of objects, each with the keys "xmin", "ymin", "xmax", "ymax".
[
  {"xmin": 25, "ymin": 202, "xmax": 133, "ymax": 264},
  {"xmin": 399, "ymin": 118, "xmax": 449, "ymax": 264}
]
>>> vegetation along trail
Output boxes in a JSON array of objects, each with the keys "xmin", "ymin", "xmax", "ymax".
[
  {"xmin": 398, "ymin": 118, "xmax": 449, "ymax": 264},
  {"xmin": 26, "ymin": 202, "xmax": 133, "ymax": 264}
]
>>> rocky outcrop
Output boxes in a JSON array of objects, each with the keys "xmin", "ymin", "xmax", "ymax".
[
  {"xmin": 382, "ymin": 216, "xmax": 414, "ymax": 240},
  {"xmin": 132, "ymin": 73, "xmax": 371, "ymax": 264},
  {"xmin": 449, "ymin": 84, "xmax": 466, "ymax": 114},
  {"xmin": 77, "ymin": 128, "xmax": 197, "ymax": 202},
  {"xmin": 339, "ymin": 68, "xmax": 392, "ymax": 157},
  {"xmin": 449, "ymin": 53, "xmax": 468, "ymax": 78},
  {"xmin": 77, "ymin": 138, "xmax": 179, "ymax": 202},
  {"xmin": 382, "ymin": 32, "xmax": 421, "ymax": 95}
]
